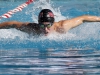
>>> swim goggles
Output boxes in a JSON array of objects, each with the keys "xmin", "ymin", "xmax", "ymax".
[{"xmin": 39, "ymin": 23, "xmax": 52, "ymax": 29}]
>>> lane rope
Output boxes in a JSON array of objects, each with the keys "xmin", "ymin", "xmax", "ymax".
[{"xmin": 0, "ymin": 0, "xmax": 34, "ymax": 19}]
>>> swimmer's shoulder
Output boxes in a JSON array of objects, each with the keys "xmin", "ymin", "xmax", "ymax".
[{"xmin": 54, "ymin": 20, "xmax": 65, "ymax": 25}]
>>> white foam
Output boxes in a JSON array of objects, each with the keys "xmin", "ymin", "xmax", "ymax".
[{"xmin": 0, "ymin": 29, "xmax": 29, "ymax": 40}]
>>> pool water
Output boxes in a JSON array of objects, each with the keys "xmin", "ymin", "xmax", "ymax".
[{"xmin": 0, "ymin": 0, "xmax": 100, "ymax": 75}]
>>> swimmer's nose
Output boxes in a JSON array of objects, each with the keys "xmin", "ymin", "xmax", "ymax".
[{"xmin": 44, "ymin": 27, "xmax": 50, "ymax": 34}]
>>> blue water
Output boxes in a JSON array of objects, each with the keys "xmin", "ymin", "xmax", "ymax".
[{"xmin": 0, "ymin": 0, "xmax": 100, "ymax": 75}]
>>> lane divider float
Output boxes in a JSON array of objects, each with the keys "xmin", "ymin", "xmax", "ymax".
[{"xmin": 0, "ymin": 0, "xmax": 34, "ymax": 19}]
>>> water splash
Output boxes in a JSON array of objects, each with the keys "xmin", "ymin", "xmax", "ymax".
[
  {"xmin": 30, "ymin": 0, "xmax": 66, "ymax": 23},
  {"xmin": 0, "ymin": 29, "xmax": 29, "ymax": 40},
  {"xmin": 0, "ymin": 0, "xmax": 100, "ymax": 43}
]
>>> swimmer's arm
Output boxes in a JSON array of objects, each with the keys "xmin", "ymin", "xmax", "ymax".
[
  {"xmin": 62, "ymin": 15, "xmax": 100, "ymax": 31},
  {"xmin": 0, "ymin": 21, "xmax": 29, "ymax": 28}
]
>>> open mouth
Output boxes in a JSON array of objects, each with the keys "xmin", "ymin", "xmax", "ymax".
[
  {"xmin": 44, "ymin": 31, "xmax": 49, "ymax": 36},
  {"xmin": 44, "ymin": 31, "xmax": 48, "ymax": 34}
]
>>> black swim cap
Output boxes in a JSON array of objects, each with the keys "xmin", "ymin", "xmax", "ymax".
[{"xmin": 38, "ymin": 9, "xmax": 55, "ymax": 24}]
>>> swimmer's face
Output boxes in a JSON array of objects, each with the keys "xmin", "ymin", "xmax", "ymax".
[{"xmin": 40, "ymin": 22, "xmax": 52, "ymax": 36}]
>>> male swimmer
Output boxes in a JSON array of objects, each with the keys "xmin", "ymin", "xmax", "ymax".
[{"xmin": 0, "ymin": 9, "xmax": 100, "ymax": 36}]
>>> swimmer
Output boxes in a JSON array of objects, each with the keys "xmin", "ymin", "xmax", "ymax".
[{"xmin": 0, "ymin": 9, "xmax": 100, "ymax": 36}]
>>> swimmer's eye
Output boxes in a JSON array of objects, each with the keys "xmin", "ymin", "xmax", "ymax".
[
  {"xmin": 46, "ymin": 24, "xmax": 51, "ymax": 28},
  {"xmin": 40, "ymin": 24, "xmax": 52, "ymax": 29},
  {"xmin": 40, "ymin": 25, "xmax": 45, "ymax": 28}
]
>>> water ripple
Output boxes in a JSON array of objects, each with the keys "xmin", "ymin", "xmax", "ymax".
[{"xmin": 0, "ymin": 48, "xmax": 100, "ymax": 75}]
